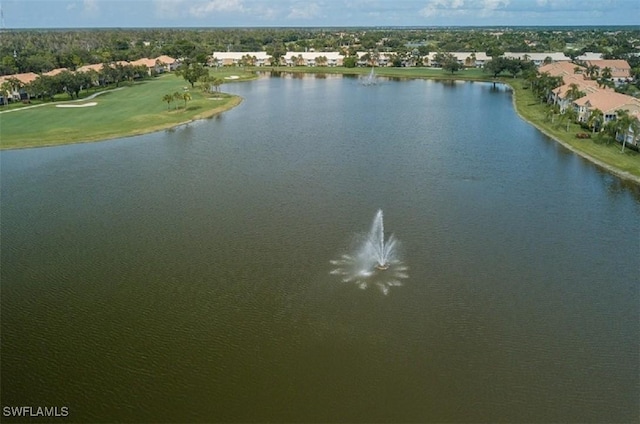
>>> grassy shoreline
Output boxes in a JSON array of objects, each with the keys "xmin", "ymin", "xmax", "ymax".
[
  {"xmin": 261, "ymin": 66, "xmax": 639, "ymax": 184},
  {"xmin": 0, "ymin": 71, "xmax": 253, "ymax": 149},
  {"xmin": 506, "ymin": 80, "xmax": 640, "ymax": 184},
  {"xmin": 2, "ymin": 66, "xmax": 638, "ymax": 185}
]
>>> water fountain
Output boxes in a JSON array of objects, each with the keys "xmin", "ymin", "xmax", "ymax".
[
  {"xmin": 330, "ymin": 210, "xmax": 408, "ymax": 294},
  {"xmin": 360, "ymin": 67, "xmax": 377, "ymax": 86}
]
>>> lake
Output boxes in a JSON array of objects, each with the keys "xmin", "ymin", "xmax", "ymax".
[{"xmin": 1, "ymin": 74, "xmax": 639, "ymax": 423}]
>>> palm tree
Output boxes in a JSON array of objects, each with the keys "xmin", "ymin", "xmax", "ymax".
[
  {"xmin": 586, "ymin": 64, "xmax": 599, "ymax": 80},
  {"xmin": 566, "ymin": 83, "xmax": 585, "ymax": 102},
  {"xmin": 173, "ymin": 91, "xmax": 182, "ymax": 109},
  {"xmin": 564, "ymin": 107, "xmax": 578, "ymax": 132},
  {"xmin": 597, "ymin": 67, "xmax": 614, "ymax": 88},
  {"xmin": 162, "ymin": 93, "xmax": 173, "ymax": 111},
  {"xmin": 199, "ymin": 73, "xmax": 212, "ymax": 92},
  {"xmin": 587, "ymin": 109, "xmax": 604, "ymax": 134},
  {"xmin": 544, "ymin": 103, "xmax": 557, "ymax": 122},
  {"xmin": 182, "ymin": 92, "xmax": 192, "ymax": 109},
  {"xmin": 212, "ymin": 77, "xmax": 224, "ymax": 94},
  {"xmin": 615, "ymin": 109, "xmax": 639, "ymax": 153},
  {"xmin": 549, "ymin": 104, "xmax": 561, "ymax": 124}
]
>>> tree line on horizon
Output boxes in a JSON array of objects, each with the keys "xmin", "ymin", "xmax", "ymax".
[{"xmin": 2, "ymin": 27, "xmax": 639, "ymax": 76}]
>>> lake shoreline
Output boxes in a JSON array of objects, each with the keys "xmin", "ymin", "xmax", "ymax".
[
  {"xmin": 2, "ymin": 69, "xmax": 637, "ymax": 186},
  {"xmin": 0, "ymin": 95, "xmax": 243, "ymax": 150},
  {"xmin": 505, "ymin": 82, "xmax": 640, "ymax": 185}
]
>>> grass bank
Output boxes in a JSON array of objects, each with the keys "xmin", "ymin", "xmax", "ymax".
[
  {"xmin": 2, "ymin": 65, "xmax": 638, "ymax": 184},
  {"xmin": 257, "ymin": 65, "xmax": 494, "ymax": 81},
  {"xmin": 0, "ymin": 70, "xmax": 254, "ymax": 149},
  {"xmin": 258, "ymin": 66, "xmax": 639, "ymax": 183},
  {"xmin": 506, "ymin": 80, "xmax": 640, "ymax": 182}
]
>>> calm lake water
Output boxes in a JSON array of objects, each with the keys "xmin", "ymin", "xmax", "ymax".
[{"xmin": 2, "ymin": 74, "xmax": 639, "ymax": 423}]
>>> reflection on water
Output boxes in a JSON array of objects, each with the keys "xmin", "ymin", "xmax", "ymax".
[{"xmin": 1, "ymin": 76, "xmax": 638, "ymax": 423}]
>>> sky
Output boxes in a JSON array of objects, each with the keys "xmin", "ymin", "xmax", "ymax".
[{"xmin": 2, "ymin": 0, "xmax": 639, "ymax": 28}]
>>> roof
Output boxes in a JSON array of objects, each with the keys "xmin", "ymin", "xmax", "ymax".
[
  {"xmin": 284, "ymin": 51, "xmax": 343, "ymax": 60},
  {"xmin": 212, "ymin": 51, "xmax": 271, "ymax": 60},
  {"xmin": 130, "ymin": 58, "xmax": 157, "ymax": 68},
  {"xmin": 426, "ymin": 52, "xmax": 491, "ymax": 62},
  {"xmin": 504, "ymin": 52, "xmax": 571, "ymax": 62},
  {"xmin": 584, "ymin": 60, "xmax": 631, "ymax": 78},
  {"xmin": 76, "ymin": 63, "xmax": 104, "ymax": 73},
  {"xmin": 552, "ymin": 76, "xmax": 601, "ymax": 98},
  {"xmin": 573, "ymin": 90, "xmax": 640, "ymax": 115},
  {"xmin": 0, "ymin": 72, "xmax": 39, "ymax": 85},
  {"xmin": 155, "ymin": 55, "xmax": 177, "ymax": 64},
  {"xmin": 576, "ymin": 52, "xmax": 603, "ymax": 61},
  {"xmin": 43, "ymin": 68, "xmax": 68, "ymax": 77},
  {"xmin": 538, "ymin": 61, "xmax": 585, "ymax": 78}
]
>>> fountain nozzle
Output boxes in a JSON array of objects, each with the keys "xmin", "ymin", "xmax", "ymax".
[{"xmin": 375, "ymin": 263, "xmax": 390, "ymax": 270}]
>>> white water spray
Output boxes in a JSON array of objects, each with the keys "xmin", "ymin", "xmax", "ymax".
[{"xmin": 330, "ymin": 210, "xmax": 408, "ymax": 294}]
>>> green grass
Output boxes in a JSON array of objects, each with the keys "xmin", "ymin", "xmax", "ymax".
[
  {"xmin": 261, "ymin": 66, "xmax": 639, "ymax": 181},
  {"xmin": 258, "ymin": 66, "xmax": 494, "ymax": 81},
  {"xmin": 0, "ymin": 70, "xmax": 254, "ymax": 149},
  {"xmin": 508, "ymin": 81, "xmax": 640, "ymax": 180},
  {"xmin": 2, "ymin": 65, "xmax": 638, "ymax": 183}
]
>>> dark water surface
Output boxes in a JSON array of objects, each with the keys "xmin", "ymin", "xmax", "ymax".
[{"xmin": 2, "ymin": 75, "xmax": 639, "ymax": 423}]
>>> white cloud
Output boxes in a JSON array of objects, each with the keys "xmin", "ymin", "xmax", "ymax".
[
  {"xmin": 419, "ymin": 0, "xmax": 466, "ymax": 18},
  {"xmin": 479, "ymin": 0, "xmax": 509, "ymax": 17},
  {"xmin": 482, "ymin": 0, "xmax": 509, "ymax": 9},
  {"xmin": 154, "ymin": 0, "xmax": 247, "ymax": 19},
  {"xmin": 287, "ymin": 2, "xmax": 322, "ymax": 20},
  {"xmin": 82, "ymin": 0, "xmax": 99, "ymax": 15},
  {"xmin": 189, "ymin": 0, "xmax": 246, "ymax": 16},
  {"xmin": 419, "ymin": 0, "xmax": 512, "ymax": 18},
  {"xmin": 154, "ymin": 0, "xmax": 184, "ymax": 18}
]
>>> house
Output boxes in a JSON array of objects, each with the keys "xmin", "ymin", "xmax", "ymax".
[
  {"xmin": 356, "ymin": 52, "xmax": 392, "ymax": 67},
  {"xmin": 576, "ymin": 52, "xmax": 603, "ymax": 61},
  {"xmin": 130, "ymin": 58, "xmax": 158, "ymax": 75},
  {"xmin": 583, "ymin": 59, "xmax": 631, "ymax": 83},
  {"xmin": 0, "ymin": 72, "xmax": 39, "ymax": 102},
  {"xmin": 76, "ymin": 63, "xmax": 105, "ymax": 73},
  {"xmin": 503, "ymin": 52, "xmax": 571, "ymax": 66},
  {"xmin": 283, "ymin": 52, "xmax": 343, "ymax": 67},
  {"xmin": 426, "ymin": 52, "xmax": 490, "ymax": 68},
  {"xmin": 155, "ymin": 55, "xmax": 180, "ymax": 72},
  {"xmin": 550, "ymin": 76, "xmax": 601, "ymax": 112},
  {"xmin": 43, "ymin": 68, "xmax": 68, "ymax": 77},
  {"xmin": 573, "ymin": 90, "xmax": 640, "ymax": 125},
  {"xmin": 211, "ymin": 52, "xmax": 271, "ymax": 67},
  {"xmin": 538, "ymin": 61, "xmax": 585, "ymax": 79}
]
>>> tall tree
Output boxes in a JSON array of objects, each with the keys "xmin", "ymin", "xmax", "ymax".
[
  {"xmin": 176, "ymin": 62, "xmax": 208, "ymax": 88},
  {"xmin": 484, "ymin": 57, "xmax": 507, "ymax": 78},
  {"xmin": 615, "ymin": 109, "xmax": 639, "ymax": 152},
  {"xmin": 162, "ymin": 93, "xmax": 173, "ymax": 111},
  {"xmin": 182, "ymin": 92, "xmax": 192, "ymax": 109},
  {"xmin": 587, "ymin": 109, "xmax": 604, "ymax": 134},
  {"xmin": 564, "ymin": 107, "xmax": 578, "ymax": 132}
]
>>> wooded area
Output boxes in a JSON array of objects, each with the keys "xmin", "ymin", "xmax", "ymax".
[{"xmin": 2, "ymin": 27, "xmax": 639, "ymax": 75}]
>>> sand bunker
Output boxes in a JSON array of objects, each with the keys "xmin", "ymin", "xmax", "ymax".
[
  {"xmin": 224, "ymin": 75, "xmax": 240, "ymax": 80},
  {"xmin": 56, "ymin": 102, "xmax": 97, "ymax": 108}
]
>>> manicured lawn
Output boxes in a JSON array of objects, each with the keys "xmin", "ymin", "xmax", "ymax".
[
  {"xmin": 260, "ymin": 66, "xmax": 494, "ymax": 81},
  {"xmin": 0, "ymin": 70, "xmax": 253, "ymax": 149},
  {"xmin": 509, "ymin": 81, "xmax": 640, "ymax": 179},
  {"xmin": 2, "ymin": 65, "xmax": 638, "ymax": 183}
]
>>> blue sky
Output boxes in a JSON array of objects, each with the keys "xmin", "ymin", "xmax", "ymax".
[{"xmin": 3, "ymin": 0, "xmax": 639, "ymax": 28}]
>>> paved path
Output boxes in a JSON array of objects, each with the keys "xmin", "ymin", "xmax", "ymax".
[{"xmin": 0, "ymin": 87, "xmax": 124, "ymax": 114}]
